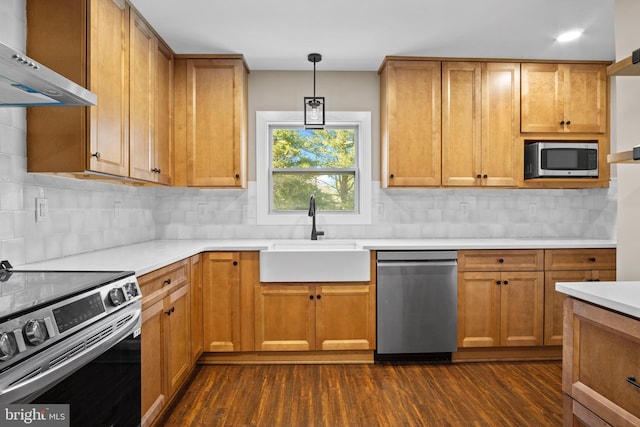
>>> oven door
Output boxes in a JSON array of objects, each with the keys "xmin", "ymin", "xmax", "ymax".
[{"xmin": 31, "ymin": 331, "xmax": 141, "ymax": 427}]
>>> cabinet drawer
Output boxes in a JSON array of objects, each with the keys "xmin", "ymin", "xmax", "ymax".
[
  {"xmin": 564, "ymin": 299, "xmax": 640, "ymax": 426},
  {"xmin": 139, "ymin": 259, "xmax": 190, "ymax": 307},
  {"xmin": 458, "ymin": 250, "xmax": 543, "ymax": 271},
  {"xmin": 546, "ymin": 249, "xmax": 616, "ymax": 271}
]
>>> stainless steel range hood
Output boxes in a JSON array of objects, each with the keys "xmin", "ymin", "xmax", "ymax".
[{"xmin": 0, "ymin": 41, "xmax": 96, "ymax": 107}]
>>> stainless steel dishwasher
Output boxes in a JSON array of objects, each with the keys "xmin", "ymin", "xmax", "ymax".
[{"xmin": 376, "ymin": 251, "xmax": 458, "ymax": 357}]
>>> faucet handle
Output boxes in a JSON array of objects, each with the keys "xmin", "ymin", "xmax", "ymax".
[{"xmin": 317, "ymin": 231, "xmax": 325, "ymax": 237}]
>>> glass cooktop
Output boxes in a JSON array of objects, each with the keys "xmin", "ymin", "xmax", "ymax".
[{"xmin": 0, "ymin": 270, "xmax": 133, "ymax": 321}]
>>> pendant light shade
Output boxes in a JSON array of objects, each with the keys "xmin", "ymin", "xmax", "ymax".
[{"xmin": 304, "ymin": 53, "xmax": 325, "ymax": 129}]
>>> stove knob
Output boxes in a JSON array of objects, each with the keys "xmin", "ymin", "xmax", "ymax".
[
  {"xmin": 0, "ymin": 332, "xmax": 18, "ymax": 360},
  {"xmin": 109, "ymin": 288, "xmax": 126, "ymax": 306},
  {"xmin": 124, "ymin": 282, "xmax": 139, "ymax": 298},
  {"xmin": 24, "ymin": 320, "xmax": 48, "ymax": 346}
]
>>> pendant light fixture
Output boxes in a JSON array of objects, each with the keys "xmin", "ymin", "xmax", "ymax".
[{"xmin": 304, "ymin": 53, "xmax": 325, "ymax": 129}]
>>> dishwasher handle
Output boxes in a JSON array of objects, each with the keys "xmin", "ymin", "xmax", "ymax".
[
  {"xmin": 377, "ymin": 260, "xmax": 457, "ymax": 268},
  {"xmin": 377, "ymin": 251, "xmax": 457, "ymax": 262}
]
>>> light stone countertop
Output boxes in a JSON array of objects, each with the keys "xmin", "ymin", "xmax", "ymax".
[
  {"xmin": 16, "ymin": 238, "xmax": 616, "ymax": 277},
  {"xmin": 556, "ymin": 281, "xmax": 640, "ymax": 319}
]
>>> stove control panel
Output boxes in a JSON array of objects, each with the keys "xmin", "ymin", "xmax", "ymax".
[{"xmin": 0, "ymin": 275, "xmax": 140, "ymax": 367}]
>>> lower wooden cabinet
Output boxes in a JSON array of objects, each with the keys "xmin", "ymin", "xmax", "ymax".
[
  {"xmin": 543, "ymin": 248, "xmax": 616, "ymax": 346},
  {"xmin": 190, "ymin": 254, "xmax": 203, "ymax": 364},
  {"xmin": 254, "ymin": 282, "xmax": 376, "ymax": 351},
  {"xmin": 563, "ymin": 298, "xmax": 640, "ymax": 426},
  {"xmin": 140, "ymin": 259, "xmax": 192, "ymax": 427},
  {"xmin": 457, "ymin": 270, "xmax": 544, "ymax": 348}
]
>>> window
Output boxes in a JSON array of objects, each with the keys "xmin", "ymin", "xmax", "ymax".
[{"xmin": 256, "ymin": 111, "xmax": 371, "ymax": 225}]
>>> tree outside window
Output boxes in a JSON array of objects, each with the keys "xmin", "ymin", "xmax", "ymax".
[{"xmin": 270, "ymin": 127, "xmax": 358, "ymax": 212}]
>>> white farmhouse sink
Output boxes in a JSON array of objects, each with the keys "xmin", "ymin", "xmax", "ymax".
[{"xmin": 259, "ymin": 240, "xmax": 370, "ymax": 283}]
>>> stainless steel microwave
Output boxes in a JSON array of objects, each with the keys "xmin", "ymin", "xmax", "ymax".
[{"xmin": 524, "ymin": 142, "xmax": 598, "ymax": 179}]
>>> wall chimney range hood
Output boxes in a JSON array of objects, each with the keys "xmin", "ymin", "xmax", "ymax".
[{"xmin": 0, "ymin": 41, "xmax": 96, "ymax": 107}]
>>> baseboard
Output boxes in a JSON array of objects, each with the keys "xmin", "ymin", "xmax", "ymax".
[
  {"xmin": 452, "ymin": 346, "xmax": 562, "ymax": 362},
  {"xmin": 198, "ymin": 350, "xmax": 375, "ymax": 365}
]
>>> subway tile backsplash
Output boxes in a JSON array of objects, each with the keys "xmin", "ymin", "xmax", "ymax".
[{"xmin": 0, "ymin": 0, "xmax": 616, "ymax": 265}]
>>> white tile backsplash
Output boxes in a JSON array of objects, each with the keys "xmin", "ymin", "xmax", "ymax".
[{"xmin": 0, "ymin": 1, "xmax": 617, "ymax": 265}]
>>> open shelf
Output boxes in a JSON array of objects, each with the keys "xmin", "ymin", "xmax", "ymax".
[
  {"xmin": 607, "ymin": 150, "xmax": 640, "ymax": 164},
  {"xmin": 607, "ymin": 55, "xmax": 640, "ymax": 76}
]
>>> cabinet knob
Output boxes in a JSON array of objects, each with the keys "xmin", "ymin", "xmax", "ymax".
[
  {"xmin": 498, "ymin": 258, "xmax": 504, "ymax": 264},
  {"xmin": 566, "ymin": 120, "xmax": 571, "ymax": 126},
  {"xmin": 590, "ymin": 257, "xmax": 596, "ymax": 262},
  {"xmin": 503, "ymin": 280, "xmax": 509, "ymax": 285},
  {"xmin": 483, "ymin": 174, "xmax": 488, "ymax": 179},
  {"xmin": 560, "ymin": 120, "xmax": 565, "ymax": 126},
  {"xmin": 309, "ymin": 295, "xmax": 314, "ymax": 300},
  {"xmin": 163, "ymin": 278, "xmax": 172, "ymax": 286},
  {"xmin": 477, "ymin": 174, "xmax": 482, "ymax": 179},
  {"xmin": 316, "ymin": 295, "xmax": 321, "ymax": 300},
  {"xmin": 390, "ymin": 174, "xmax": 394, "ymax": 179},
  {"xmin": 496, "ymin": 280, "xmax": 501, "ymax": 285},
  {"xmin": 235, "ymin": 174, "xmax": 240, "ymax": 179},
  {"xmin": 233, "ymin": 261, "xmax": 238, "ymax": 266},
  {"xmin": 91, "ymin": 152, "xmax": 101, "ymax": 159},
  {"xmin": 164, "ymin": 307, "xmax": 175, "ymax": 316}
]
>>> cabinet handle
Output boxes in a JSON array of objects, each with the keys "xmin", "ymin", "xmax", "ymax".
[
  {"xmin": 309, "ymin": 295, "xmax": 314, "ymax": 300},
  {"xmin": 626, "ymin": 376, "xmax": 640, "ymax": 390},
  {"xmin": 498, "ymin": 258, "xmax": 504, "ymax": 264},
  {"xmin": 496, "ymin": 280, "xmax": 501, "ymax": 285},
  {"xmin": 164, "ymin": 307, "xmax": 175, "ymax": 316},
  {"xmin": 390, "ymin": 174, "xmax": 394, "ymax": 179},
  {"xmin": 476, "ymin": 174, "xmax": 482, "ymax": 179},
  {"xmin": 590, "ymin": 257, "xmax": 596, "ymax": 262},
  {"xmin": 235, "ymin": 174, "xmax": 240, "ymax": 179},
  {"xmin": 483, "ymin": 174, "xmax": 488, "ymax": 179},
  {"xmin": 91, "ymin": 152, "xmax": 101, "ymax": 159},
  {"xmin": 163, "ymin": 278, "xmax": 172, "ymax": 286},
  {"xmin": 233, "ymin": 261, "xmax": 238, "ymax": 266},
  {"xmin": 503, "ymin": 280, "xmax": 509, "ymax": 285},
  {"xmin": 560, "ymin": 120, "xmax": 565, "ymax": 126},
  {"xmin": 566, "ymin": 120, "xmax": 571, "ymax": 126},
  {"xmin": 316, "ymin": 295, "xmax": 321, "ymax": 300}
]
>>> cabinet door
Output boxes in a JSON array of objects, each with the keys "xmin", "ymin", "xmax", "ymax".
[
  {"xmin": 254, "ymin": 284, "xmax": 315, "ymax": 351},
  {"xmin": 202, "ymin": 252, "xmax": 240, "ymax": 352},
  {"xmin": 458, "ymin": 271, "xmax": 501, "ymax": 348},
  {"xmin": 563, "ymin": 64, "xmax": 607, "ymax": 133},
  {"xmin": 185, "ymin": 59, "xmax": 247, "ymax": 187},
  {"xmin": 88, "ymin": 0, "xmax": 129, "ymax": 176},
  {"xmin": 154, "ymin": 41, "xmax": 173, "ymax": 185},
  {"xmin": 500, "ymin": 271, "xmax": 544, "ymax": 346},
  {"xmin": 129, "ymin": 11, "xmax": 156, "ymax": 182},
  {"xmin": 544, "ymin": 269, "xmax": 616, "ymax": 346},
  {"xmin": 521, "ymin": 63, "xmax": 563, "ymax": 133},
  {"xmin": 381, "ymin": 60, "xmax": 441, "ymax": 187},
  {"xmin": 442, "ymin": 62, "xmax": 482, "ymax": 186},
  {"xmin": 481, "ymin": 62, "xmax": 520, "ymax": 187},
  {"xmin": 544, "ymin": 270, "xmax": 591, "ymax": 346},
  {"xmin": 190, "ymin": 254, "xmax": 203, "ymax": 364},
  {"xmin": 166, "ymin": 284, "xmax": 191, "ymax": 397},
  {"xmin": 315, "ymin": 284, "xmax": 375, "ymax": 350},
  {"xmin": 141, "ymin": 300, "xmax": 166, "ymax": 427}
]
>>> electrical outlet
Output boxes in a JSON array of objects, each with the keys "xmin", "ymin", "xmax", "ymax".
[
  {"xmin": 198, "ymin": 203, "xmax": 207, "ymax": 221},
  {"xmin": 114, "ymin": 202, "xmax": 121, "ymax": 219},
  {"xmin": 36, "ymin": 198, "xmax": 49, "ymax": 222},
  {"xmin": 459, "ymin": 202, "xmax": 469, "ymax": 218}
]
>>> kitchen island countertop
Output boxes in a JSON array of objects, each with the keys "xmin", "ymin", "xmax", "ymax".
[
  {"xmin": 556, "ymin": 281, "xmax": 640, "ymax": 319},
  {"xmin": 16, "ymin": 238, "xmax": 616, "ymax": 277}
]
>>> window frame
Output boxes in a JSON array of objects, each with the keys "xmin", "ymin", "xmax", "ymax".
[{"xmin": 256, "ymin": 111, "xmax": 371, "ymax": 225}]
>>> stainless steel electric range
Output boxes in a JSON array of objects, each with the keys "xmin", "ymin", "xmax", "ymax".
[{"xmin": 0, "ymin": 260, "xmax": 142, "ymax": 427}]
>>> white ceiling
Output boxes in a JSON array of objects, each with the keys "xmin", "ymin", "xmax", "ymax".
[{"xmin": 128, "ymin": 0, "xmax": 615, "ymax": 71}]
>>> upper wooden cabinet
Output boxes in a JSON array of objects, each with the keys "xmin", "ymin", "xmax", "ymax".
[
  {"xmin": 380, "ymin": 59, "xmax": 442, "ymax": 187},
  {"xmin": 26, "ymin": 0, "xmax": 173, "ymax": 184},
  {"xmin": 442, "ymin": 62, "xmax": 521, "ymax": 187},
  {"xmin": 521, "ymin": 63, "xmax": 608, "ymax": 133},
  {"xmin": 27, "ymin": 0, "xmax": 130, "ymax": 177},
  {"xmin": 129, "ymin": 12, "xmax": 174, "ymax": 185},
  {"xmin": 174, "ymin": 57, "xmax": 249, "ymax": 188}
]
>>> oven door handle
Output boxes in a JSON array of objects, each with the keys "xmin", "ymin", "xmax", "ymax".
[{"xmin": 0, "ymin": 306, "xmax": 141, "ymax": 404}]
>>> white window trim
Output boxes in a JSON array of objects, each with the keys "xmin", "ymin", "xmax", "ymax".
[{"xmin": 256, "ymin": 111, "xmax": 371, "ymax": 225}]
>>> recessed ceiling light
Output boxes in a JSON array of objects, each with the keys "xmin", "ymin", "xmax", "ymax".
[{"xmin": 557, "ymin": 30, "xmax": 583, "ymax": 42}]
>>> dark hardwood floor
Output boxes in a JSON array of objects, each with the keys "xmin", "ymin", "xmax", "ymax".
[{"xmin": 160, "ymin": 361, "xmax": 563, "ymax": 426}]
